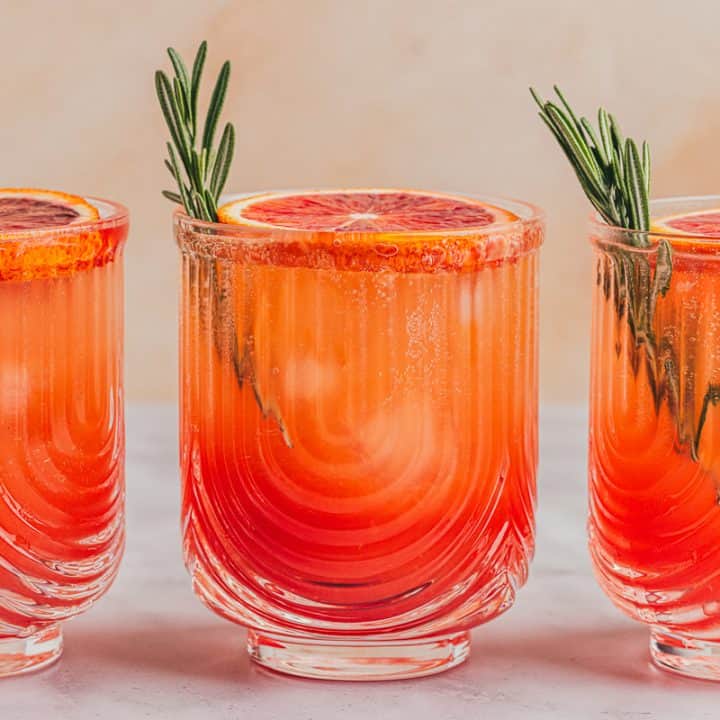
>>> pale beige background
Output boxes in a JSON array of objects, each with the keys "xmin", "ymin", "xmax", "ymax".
[{"xmin": 2, "ymin": 0, "xmax": 719, "ymax": 402}]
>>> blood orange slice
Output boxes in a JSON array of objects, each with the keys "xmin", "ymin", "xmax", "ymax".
[
  {"xmin": 0, "ymin": 189, "xmax": 126, "ymax": 282},
  {"xmin": 218, "ymin": 189, "xmax": 518, "ymax": 233},
  {"xmin": 212, "ymin": 189, "xmax": 539, "ymax": 273},
  {"xmin": 0, "ymin": 189, "xmax": 98, "ymax": 233},
  {"xmin": 652, "ymin": 209, "xmax": 720, "ymax": 239}
]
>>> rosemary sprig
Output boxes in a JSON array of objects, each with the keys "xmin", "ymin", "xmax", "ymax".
[
  {"xmin": 155, "ymin": 41, "xmax": 235, "ymax": 221},
  {"xmin": 531, "ymin": 86, "xmax": 720, "ymax": 478},
  {"xmin": 156, "ymin": 43, "xmax": 291, "ymax": 447},
  {"xmin": 529, "ymin": 87, "xmax": 670, "ymax": 340},
  {"xmin": 530, "ymin": 86, "xmax": 650, "ymax": 237}
]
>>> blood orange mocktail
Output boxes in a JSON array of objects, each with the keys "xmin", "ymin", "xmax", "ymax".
[
  {"xmin": 0, "ymin": 190, "xmax": 127, "ymax": 676},
  {"xmin": 589, "ymin": 196, "xmax": 720, "ymax": 680},
  {"xmin": 177, "ymin": 189, "xmax": 543, "ymax": 680}
]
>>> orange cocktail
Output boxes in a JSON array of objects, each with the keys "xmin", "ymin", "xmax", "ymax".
[
  {"xmin": 589, "ymin": 196, "xmax": 720, "ymax": 680},
  {"xmin": 0, "ymin": 189, "xmax": 127, "ymax": 676},
  {"xmin": 177, "ymin": 189, "xmax": 543, "ymax": 680}
]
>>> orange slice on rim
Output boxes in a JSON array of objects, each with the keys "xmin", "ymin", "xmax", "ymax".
[
  {"xmin": 0, "ymin": 189, "xmax": 124, "ymax": 282},
  {"xmin": 0, "ymin": 188, "xmax": 99, "ymax": 233},
  {"xmin": 218, "ymin": 189, "xmax": 518, "ymax": 232},
  {"xmin": 651, "ymin": 209, "xmax": 720, "ymax": 240},
  {"xmin": 215, "ymin": 189, "xmax": 536, "ymax": 273}
]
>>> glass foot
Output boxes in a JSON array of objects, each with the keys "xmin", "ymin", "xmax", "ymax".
[
  {"xmin": 247, "ymin": 629, "xmax": 470, "ymax": 680},
  {"xmin": 650, "ymin": 628, "xmax": 720, "ymax": 681},
  {"xmin": 0, "ymin": 625, "xmax": 63, "ymax": 678}
]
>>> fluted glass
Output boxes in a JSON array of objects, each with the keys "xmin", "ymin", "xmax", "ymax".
[
  {"xmin": 0, "ymin": 199, "xmax": 127, "ymax": 676},
  {"xmin": 589, "ymin": 196, "xmax": 720, "ymax": 680},
  {"xmin": 177, "ymin": 195, "xmax": 543, "ymax": 680}
]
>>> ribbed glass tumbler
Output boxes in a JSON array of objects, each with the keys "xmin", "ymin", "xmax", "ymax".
[
  {"xmin": 0, "ymin": 197, "xmax": 127, "ymax": 676},
  {"xmin": 177, "ymin": 190, "xmax": 543, "ymax": 680},
  {"xmin": 589, "ymin": 196, "xmax": 720, "ymax": 681}
]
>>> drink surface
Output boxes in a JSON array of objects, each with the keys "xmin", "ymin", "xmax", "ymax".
[
  {"xmin": 590, "ymin": 209, "xmax": 720, "ymax": 640},
  {"xmin": 179, "ymin": 189, "xmax": 541, "ymax": 636},
  {"xmin": 0, "ymin": 193, "xmax": 126, "ymax": 637}
]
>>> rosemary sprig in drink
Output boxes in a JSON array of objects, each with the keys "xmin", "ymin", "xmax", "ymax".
[
  {"xmin": 531, "ymin": 86, "xmax": 719, "ymax": 463},
  {"xmin": 530, "ymin": 86, "xmax": 672, "ymax": 351},
  {"xmin": 156, "ymin": 42, "xmax": 291, "ymax": 447},
  {"xmin": 156, "ymin": 41, "xmax": 235, "ymax": 221},
  {"xmin": 530, "ymin": 86, "xmax": 651, "ymax": 235}
]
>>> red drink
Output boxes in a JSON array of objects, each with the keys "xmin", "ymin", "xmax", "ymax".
[{"xmin": 178, "ymin": 189, "xmax": 543, "ymax": 679}]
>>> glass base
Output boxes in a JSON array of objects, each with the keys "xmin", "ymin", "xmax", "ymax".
[
  {"xmin": 0, "ymin": 625, "xmax": 63, "ymax": 678},
  {"xmin": 650, "ymin": 628, "xmax": 720, "ymax": 681},
  {"xmin": 247, "ymin": 629, "xmax": 470, "ymax": 680}
]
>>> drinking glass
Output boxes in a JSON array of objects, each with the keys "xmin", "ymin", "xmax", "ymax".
[
  {"xmin": 590, "ymin": 196, "xmax": 720, "ymax": 680},
  {"xmin": 177, "ymin": 191, "xmax": 543, "ymax": 679},
  {"xmin": 0, "ymin": 197, "xmax": 127, "ymax": 676}
]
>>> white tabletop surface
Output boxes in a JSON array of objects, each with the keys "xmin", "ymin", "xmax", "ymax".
[{"xmin": 1, "ymin": 405, "xmax": 716, "ymax": 719}]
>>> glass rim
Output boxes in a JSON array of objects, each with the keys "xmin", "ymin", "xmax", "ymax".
[
  {"xmin": 0, "ymin": 195, "xmax": 129, "ymax": 243},
  {"xmin": 589, "ymin": 194, "xmax": 720, "ymax": 248},
  {"xmin": 173, "ymin": 189, "xmax": 545, "ymax": 240}
]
